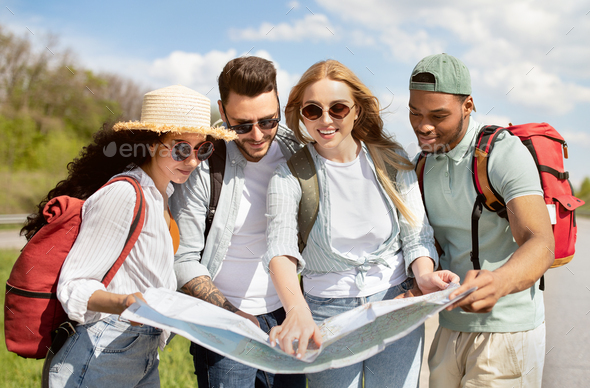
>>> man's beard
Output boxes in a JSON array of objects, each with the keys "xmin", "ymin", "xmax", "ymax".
[
  {"xmin": 234, "ymin": 131, "xmax": 277, "ymax": 162},
  {"xmin": 423, "ymin": 115, "xmax": 464, "ymax": 155}
]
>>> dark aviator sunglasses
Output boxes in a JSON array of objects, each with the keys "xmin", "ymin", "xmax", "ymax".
[{"xmin": 221, "ymin": 95, "xmax": 281, "ymax": 134}]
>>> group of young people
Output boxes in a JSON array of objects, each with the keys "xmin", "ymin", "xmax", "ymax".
[{"xmin": 24, "ymin": 53, "xmax": 553, "ymax": 388}]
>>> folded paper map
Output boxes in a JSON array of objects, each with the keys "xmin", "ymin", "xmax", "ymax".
[{"xmin": 121, "ymin": 284, "xmax": 474, "ymax": 374}]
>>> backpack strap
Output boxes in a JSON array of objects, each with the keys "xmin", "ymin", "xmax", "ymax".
[
  {"xmin": 205, "ymin": 138, "xmax": 227, "ymax": 241},
  {"xmin": 287, "ymin": 146, "xmax": 320, "ymax": 253},
  {"xmin": 470, "ymin": 125, "xmax": 510, "ymax": 271},
  {"xmin": 99, "ymin": 176, "xmax": 146, "ymax": 287},
  {"xmin": 472, "ymin": 125, "xmax": 508, "ymax": 216}
]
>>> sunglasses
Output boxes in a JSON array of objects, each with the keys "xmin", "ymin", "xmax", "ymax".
[
  {"xmin": 300, "ymin": 103, "xmax": 355, "ymax": 121},
  {"xmin": 159, "ymin": 140, "xmax": 215, "ymax": 162},
  {"xmin": 221, "ymin": 96, "xmax": 281, "ymax": 134}
]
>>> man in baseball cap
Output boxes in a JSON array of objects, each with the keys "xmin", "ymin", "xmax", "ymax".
[{"xmin": 408, "ymin": 53, "xmax": 553, "ymax": 387}]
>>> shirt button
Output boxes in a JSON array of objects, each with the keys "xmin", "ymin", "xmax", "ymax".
[
  {"xmin": 445, "ymin": 172, "xmax": 449, "ymax": 177},
  {"xmin": 231, "ymin": 160, "xmax": 236, "ymax": 165}
]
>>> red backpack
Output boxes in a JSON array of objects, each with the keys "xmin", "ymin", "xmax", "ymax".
[
  {"xmin": 416, "ymin": 123, "xmax": 584, "ymax": 288},
  {"xmin": 4, "ymin": 176, "xmax": 145, "ymax": 359}
]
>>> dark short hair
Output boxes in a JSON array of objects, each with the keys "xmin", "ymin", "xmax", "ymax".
[
  {"xmin": 412, "ymin": 72, "xmax": 469, "ymax": 103},
  {"xmin": 218, "ymin": 56, "xmax": 277, "ymax": 104}
]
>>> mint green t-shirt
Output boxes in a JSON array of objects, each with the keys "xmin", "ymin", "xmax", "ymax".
[{"xmin": 420, "ymin": 118, "xmax": 544, "ymax": 333}]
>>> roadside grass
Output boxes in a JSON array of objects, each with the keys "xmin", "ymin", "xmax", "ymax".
[
  {"xmin": 0, "ymin": 171, "xmax": 64, "ymax": 215},
  {"xmin": 0, "ymin": 249, "xmax": 197, "ymax": 387}
]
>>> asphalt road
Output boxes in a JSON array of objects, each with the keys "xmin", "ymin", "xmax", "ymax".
[
  {"xmin": 542, "ymin": 216, "xmax": 590, "ymax": 387},
  {"xmin": 1, "ymin": 218, "xmax": 589, "ymax": 386}
]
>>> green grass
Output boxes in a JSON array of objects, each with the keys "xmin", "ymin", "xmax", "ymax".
[{"xmin": 0, "ymin": 249, "xmax": 197, "ymax": 387}]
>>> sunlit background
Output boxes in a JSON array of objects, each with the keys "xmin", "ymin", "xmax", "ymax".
[{"xmin": 1, "ymin": 0, "xmax": 589, "ymax": 214}]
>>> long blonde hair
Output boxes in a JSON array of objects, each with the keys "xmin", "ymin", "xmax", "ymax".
[{"xmin": 285, "ymin": 59, "xmax": 417, "ymax": 225}]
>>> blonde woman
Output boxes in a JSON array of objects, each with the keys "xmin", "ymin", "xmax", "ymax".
[{"xmin": 263, "ymin": 60, "xmax": 458, "ymax": 388}]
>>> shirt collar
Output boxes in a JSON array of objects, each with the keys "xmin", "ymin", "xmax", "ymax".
[
  {"xmin": 118, "ymin": 165, "xmax": 174, "ymax": 197},
  {"xmin": 307, "ymin": 141, "xmax": 369, "ymax": 165},
  {"xmin": 439, "ymin": 117, "xmax": 479, "ymax": 162},
  {"xmin": 226, "ymin": 141, "xmax": 248, "ymax": 167}
]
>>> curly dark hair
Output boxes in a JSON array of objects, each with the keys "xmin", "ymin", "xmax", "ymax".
[{"xmin": 21, "ymin": 123, "xmax": 163, "ymax": 240}]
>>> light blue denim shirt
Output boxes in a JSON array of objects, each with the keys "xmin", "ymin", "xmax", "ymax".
[
  {"xmin": 170, "ymin": 125, "xmax": 302, "ymax": 289},
  {"xmin": 264, "ymin": 142, "xmax": 439, "ymax": 289}
]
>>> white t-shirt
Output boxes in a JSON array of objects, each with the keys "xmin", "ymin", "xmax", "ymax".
[
  {"xmin": 214, "ymin": 141, "xmax": 285, "ymax": 315},
  {"xmin": 304, "ymin": 150, "xmax": 406, "ymax": 297}
]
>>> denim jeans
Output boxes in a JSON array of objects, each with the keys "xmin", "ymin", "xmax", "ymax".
[
  {"xmin": 191, "ymin": 307, "xmax": 306, "ymax": 388},
  {"xmin": 305, "ymin": 278, "xmax": 424, "ymax": 388},
  {"xmin": 47, "ymin": 315, "xmax": 162, "ymax": 387}
]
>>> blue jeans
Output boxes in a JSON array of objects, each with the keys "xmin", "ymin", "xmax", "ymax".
[
  {"xmin": 305, "ymin": 278, "xmax": 424, "ymax": 388},
  {"xmin": 48, "ymin": 315, "xmax": 162, "ymax": 387},
  {"xmin": 191, "ymin": 307, "xmax": 306, "ymax": 388}
]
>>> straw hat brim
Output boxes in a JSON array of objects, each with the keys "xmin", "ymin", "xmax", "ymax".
[{"xmin": 113, "ymin": 121, "xmax": 238, "ymax": 141}]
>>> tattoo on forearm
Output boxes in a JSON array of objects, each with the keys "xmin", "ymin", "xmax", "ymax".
[{"xmin": 181, "ymin": 276, "xmax": 238, "ymax": 313}]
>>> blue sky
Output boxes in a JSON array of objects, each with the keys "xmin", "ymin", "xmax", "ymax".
[{"xmin": 2, "ymin": 0, "xmax": 589, "ymax": 185}]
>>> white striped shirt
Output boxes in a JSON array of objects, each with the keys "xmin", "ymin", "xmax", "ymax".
[
  {"xmin": 57, "ymin": 167, "xmax": 176, "ymax": 348},
  {"xmin": 264, "ymin": 142, "xmax": 438, "ymax": 289}
]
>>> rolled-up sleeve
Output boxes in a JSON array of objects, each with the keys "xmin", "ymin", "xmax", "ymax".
[
  {"xmin": 264, "ymin": 162, "xmax": 306, "ymax": 273},
  {"xmin": 170, "ymin": 164, "xmax": 212, "ymax": 289},
  {"xmin": 396, "ymin": 161, "xmax": 439, "ymax": 277},
  {"xmin": 57, "ymin": 182, "xmax": 136, "ymax": 324}
]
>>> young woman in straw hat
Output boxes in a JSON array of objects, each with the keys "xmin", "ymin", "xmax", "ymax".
[
  {"xmin": 21, "ymin": 85, "xmax": 237, "ymax": 387},
  {"xmin": 264, "ymin": 60, "xmax": 459, "ymax": 388}
]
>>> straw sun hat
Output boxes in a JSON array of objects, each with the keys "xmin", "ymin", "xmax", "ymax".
[{"xmin": 113, "ymin": 85, "xmax": 237, "ymax": 141}]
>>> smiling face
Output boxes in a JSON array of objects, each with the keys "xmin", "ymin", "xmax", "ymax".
[
  {"xmin": 144, "ymin": 132, "xmax": 208, "ymax": 190},
  {"xmin": 301, "ymin": 78, "xmax": 359, "ymax": 161},
  {"xmin": 219, "ymin": 90, "xmax": 279, "ymax": 162},
  {"xmin": 408, "ymin": 90, "xmax": 473, "ymax": 154}
]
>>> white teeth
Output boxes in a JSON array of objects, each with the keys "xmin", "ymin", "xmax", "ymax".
[{"xmin": 319, "ymin": 129, "xmax": 336, "ymax": 135}]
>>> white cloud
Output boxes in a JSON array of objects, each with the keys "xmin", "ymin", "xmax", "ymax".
[
  {"xmin": 473, "ymin": 63, "xmax": 590, "ymax": 115},
  {"xmin": 316, "ymin": 0, "xmax": 590, "ymax": 113},
  {"xmin": 562, "ymin": 131, "xmax": 590, "ymax": 149},
  {"xmin": 349, "ymin": 30, "xmax": 376, "ymax": 47},
  {"xmin": 146, "ymin": 49, "xmax": 300, "ymax": 112},
  {"xmin": 472, "ymin": 114, "xmax": 512, "ymax": 127},
  {"xmin": 229, "ymin": 14, "xmax": 337, "ymax": 42},
  {"xmin": 148, "ymin": 49, "xmax": 238, "ymax": 97}
]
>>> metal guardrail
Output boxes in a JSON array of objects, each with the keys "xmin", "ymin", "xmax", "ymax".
[{"xmin": 0, "ymin": 214, "xmax": 29, "ymax": 224}]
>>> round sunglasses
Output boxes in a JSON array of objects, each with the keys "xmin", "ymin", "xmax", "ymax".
[
  {"xmin": 159, "ymin": 140, "xmax": 215, "ymax": 162},
  {"xmin": 300, "ymin": 102, "xmax": 355, "ymax": 121}
]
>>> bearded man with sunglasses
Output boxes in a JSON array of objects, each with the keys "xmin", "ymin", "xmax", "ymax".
[{"xmin": 170, "ymin": 56, "xmax": 305, "ymax": 388}]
